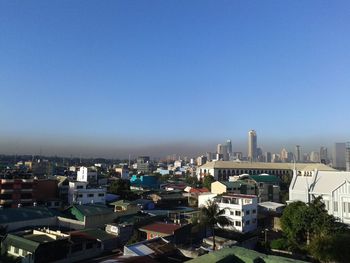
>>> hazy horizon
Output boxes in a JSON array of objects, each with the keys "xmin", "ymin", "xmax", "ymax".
[{"xmin": 1, "ymin": 1, "xmax": 349, "ymax": 158}]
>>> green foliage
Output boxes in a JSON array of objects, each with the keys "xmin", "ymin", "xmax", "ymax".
[
  {"xmin": 270, "ymin": 238, "xmax": 288, "ymax": 250},
  {"xmin": 200, "ymin": 199, "xmax": 233, "ymax": 250},
  {"xmin": 186, "ymin": 175, "xmax": 199, "ymax": 187},
  {"xmin": 108, "ymin": 179, "xmax": 130, "ymax": 194},
  {"xmin": 202, "ymin": 175, "xmax": 215, "ymax": 190},
  {"xmin": 281, "ymin": 196, "xmax": 350, "ymax": 262}
]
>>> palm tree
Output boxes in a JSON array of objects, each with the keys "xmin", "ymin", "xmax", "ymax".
[{"xmin": 200, "ymin": 199, "xmax": 233, "ymax": 250}]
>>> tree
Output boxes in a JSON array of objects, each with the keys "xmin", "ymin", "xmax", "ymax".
[
  {"xmin": 202, "ymin": 175, "xmax": 215, "ymax": 190},
  {"xmin": 281, "ymin": 196, "xmax": 349, "ymax": 261},
  {"xmin": 200, "ymin": 199, "xmax": 232, "ymax": 250}
]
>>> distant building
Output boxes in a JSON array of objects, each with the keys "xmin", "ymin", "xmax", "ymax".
[
  {"xmin": 310, "ymin": 151, "xmax": 320, "ymax": 163},
  {"xmin": 211, "ymin": 181, "xmax": 256, "ymax": 196},
  {"xmin": 77, "ymin": 166, "xmax": 98, "ymax": 183},
  {"xmin": 115, "ymin": 167, "xmax": 129, "ymax": 179},
  {"xmin": 333, "ymin": 143, "xmax": 346, "ymax": 170},
  {"xmin": 226, "ymin": 140, "xmax": 233, "ymax": 155},
  {"xmin": 248, "ymin": 130, "xmax": 257, "ymax": 162},
  {"xmin": 295, "ymin": 145, "xmax": 301, "ymax": 162},
  {"xmin": 320, "ymin": 146, "xmax": 328, "ymax": 164},
  {"xmin": 197, "ymin": 161, "xmax": 334, "ymax": 181},
  {"xmin": 0, "ymin": 178, "xmax": 35, "ymax": 208},
  {"xmin": 196, "ymin": 155, "xmax": 207, "ymax": 166},
  {"xmin": 264, "ymin": 152, "xmax": 272, "ymax": 163},
  {"xmin": 137, "ymin": 156, "xmax": 152, "ymax": 173},
  {"xmin": 68, "ymin": 181, "xmax": 106, "ymax": 205}
]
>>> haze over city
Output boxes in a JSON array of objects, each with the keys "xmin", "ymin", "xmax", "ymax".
[{"xmin": 1, "ymin": 1, "xmax": 350, "ymax": 157}]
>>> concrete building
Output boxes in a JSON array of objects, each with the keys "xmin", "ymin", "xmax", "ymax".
[
  {"xmin": 264, "ymin": 152, "xmax": 272, "ymax": 163},
  {"xmin": 77, "ymin": 166, "xmax": 98, "ymax": 183},
  {"xmin": 199, "ymin": 194, "xmax": 258, "ymax": 233},
  {"xmin": 211, "ymin": 181, "xmax": 256, "ymax": 195},
  {"xmin": 333, "ymin": 143, "xmax": 346, "ymax": 170},
  {"xmin": 248, "ymin": 130, "xmax": 257, "ymax": 162},
  {"xmin": 197, "ymin": 161, "xmax": 334, "ymax": 181},
  {"xmin": 137, "ymin": 156, "xmax": 152, "ymax": 173},
  {"xmin": 310, "ymin": 151, "xmax": 320, "ymax": 163},
  {"xmin": 196, "ymin": 155, "xmax": 207, "ymax": 166},
  {"xmin": 68, "ymin": 181, "xmax": 106, "ymax": 205},
  {"xmin": 0, "ymin": 178, "xmax": 35, "ymax": 208},
  {"xmin": 289, "ymin": 169, "xmax": 350, "ymax": 225},
  {"xmin": 320, "ymin": 146, "xmax": 328, "ymax": 164},
  {"xmin": 295, "ymin": 145, "xmax": 301, "ymax": 162},
  {"xmin": 346, "ymin": 143, "xmax": 350, "ymax": 172}
]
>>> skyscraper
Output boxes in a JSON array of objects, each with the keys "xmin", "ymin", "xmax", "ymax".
[
  {"xmin": 248, "ymin": 130, "xmax": 257, "ymax": 162},
  {"xmin": 295, "ymin": 145, "xmax": 301, "ymax": 162},
  {"xmin": 226, "ymin": 140, "xmax": 232, "ymax": 155},
  {"xmin": 320, "ymin": 146, "xmax": 328, "ymax": 164},
  {"xmin": 333, "ymin": 143, "xmax": 346, "ymax": 170}
]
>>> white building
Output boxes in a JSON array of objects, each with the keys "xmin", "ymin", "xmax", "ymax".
[
  {"xmin": 198, "ymin": 193, "xmax": 258, "ymax": 233},
  {"xmin": 68, "ymin": 181, "xmax": 106, "ymax": 205},
  {"xmin": 115, "ymin": 167, "xmax": 129, "ymax": 179},
  {"xmin": 77, "ymin": 166, "xmax": 98, "ymax": 182},
  {"xmin": 289, "ymin": 169, "xmax": 350, "ymax": 225}
]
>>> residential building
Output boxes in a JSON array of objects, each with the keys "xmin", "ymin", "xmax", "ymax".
[
  {"xmin": 137, "ymin": 156, "xmax": 152, "ymax": 173},
  {"xmin": 115, "ymin": 167, "xmax": 129, "ymax": 179},
  {"xmin": 211, "ymin": 181, "xmax": 256, "ymax": 195},
  {"xmin": 77, "ymin": 166, "xmax": 98, "ymax": 183},
  {"xmin": 249, "ymin": 174, "xmax": 280, "ymax": 202},
  {"xmin": 0, "ymin": 178, "xmax": 35, "ymax": 208},
  {"xmin": 0, "ymin": 206, "xmax": 58, "ymax": 231},
  {"xmin": 196, "ymin": 155, "xmax": 207, "ymax": 166},
  {"xmin": 289, "ymin": 169, "xmax": 350, "ymax": 225},
  {"xmin": 130, "ymin": 174, "xmax": 158, "ymax": 190},
  {"xmin": 68, "ymin": 181, "xmax": 106, "ymax": 205},
  {"xmin": 139, "ymin": 222, "xmax": 190, "ymax": 243}
]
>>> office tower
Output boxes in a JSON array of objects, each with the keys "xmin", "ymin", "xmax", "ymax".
[
  {"xmin": 264, "ymin": 152, "xmax": 272, "ymax": 163},
  {"xmin": 281, "ymin": 148, "xmax": 289, "ymax": 162},
  {"xmin": 248, "ymin": 130, "xmax": 257, "ymax": 162},
  {"xmin": 320, "ymin": 146, "xmax": 328, "ymax": 164},
  {"xmin": 206, "ymin": 152, "xmax": 213, "ymax": 162},
  {"xmin": 217, "ymin": 143, "xmax": 229, "ymax": 161},
  {"xmin": 226, "ymin": 140, "xmax": 232, "ymax": 155},
  {"xmin": 333, "ymin": 143, "xmax": 346, "ymax": 170},
  {"xmin": 310, "ymin": 151, "xmax": 320, "ymax": 163},
  {"xmin": 346, "ymin": 143, "xmax": 350, "ymax": 171},
  {"xmin": 295, "ymin": 145, "xmax": 301, "ymax": 162}
]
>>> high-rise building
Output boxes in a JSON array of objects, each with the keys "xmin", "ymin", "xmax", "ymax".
[
  {"xmin": 264, "ymin": 152, "xmax": 272, "ymax": 163},
  {"xmin": 217, "ymin": 143, "xmax": 229, "ymax": 161},
  {"xmin": 310, "ymin": 151, "xmax": 320, "ymax": 163},
  {"xmin": 248, "ymin": 130, "xmax": 257, "ymax": 162},
  {"xmin": 281, "ymin": 148, "xmax": 289, "ymax": 162},
  {"xmin": 346, "ymin": 143, "xmax": 350, "ymax": 172},
  {"xmin": 295, "ymin": 145, "xmax": 301, "ymax": 162},
  {"xmin": 333, "ymin": 143, "xmax": 346, "ymax": 170},
  {"xmin": 320, "ymin": 147, "xmax": 328, "ymax": 164},
  {"xmin": 226, "ymin": 140, "xmax": 232, "ymax": 155}
]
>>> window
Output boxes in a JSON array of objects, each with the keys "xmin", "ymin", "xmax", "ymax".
[
  {"xmin": 230, "ymin": 211, "xmax": 234, "ymax": 216},
  {"xmin": 245, "ymin": 210, "xmax": 250, "ymax": 215},
  {"xmin": 235, "ymin": 221, "xmax": 241, "ymax": 227},
  {"xmin": 78, "ymin": 194, "xmax": 83, "ymax": 198},
  {"xmin": 344, "ymin": 202, "xmax": 347, "ymax": 213},
  {"xmin": 259, "ymin": 183, "xmax": 264, "ymax": 188},
  {"xmin": 348, "ymin": 203, "xmax": 350, "ymax": 214},
  {"xmin": 252, "ymin": 209, "xmax": 256, "ymax": 214},
  {"xmin": 88, "ymin": 194, "xmax": 94, "ymax": 197},
  {"xmin": 14, "ymin": 247, "xmax": 19, "ymax": 254},
  {"xmin": 54, "ymin": 201, "xmax": 60, "ymax": 206},
  {"xmin": 334, "ymin": 201, "xmax": 338, "ymax": 212},
  {"xmin": 252, "ymin": 218, "xmax": 257, "ymax": 224},
  {"xmin": 77, "ymin": 185, "xmax": 83, "ymax": 189},
  {"xmin": 22, "ymin": 250, "xmax": 28, "ymax": 256},
  {"xmin": 98, "ymin": 193, "xmax": 105, "ymax": 197},
  {"xmin": 235, "ymin": 211, "xmax": 241, "ymax": 216},
  {"xmin": 246, "ymin": 220, "xmax": 250, "ymax": 225}
]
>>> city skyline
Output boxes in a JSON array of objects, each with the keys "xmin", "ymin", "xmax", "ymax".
[{"xmin": 1, "ymin": 1, "xmax": 350, "ymax": 157}]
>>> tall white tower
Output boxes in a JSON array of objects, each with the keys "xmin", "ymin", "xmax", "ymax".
[{"xmin": 248, "ymin": 130, "xmax": 257, "ymax": 162}]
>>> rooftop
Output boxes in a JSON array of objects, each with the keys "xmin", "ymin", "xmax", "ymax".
[
  {"xmin": 139, "ymin": 222, "xmax": 182, "ymax": 235},
  {"xmin": 72, "ymin": 203, "xmax": 113, "ymax": 217},
  {"xmin": 221, "ymin": 193, "xmax": 257, "ymax": 199},
  {"xmin": 199, "ymin": 161, "xmax": 335, "ymax": 171}
]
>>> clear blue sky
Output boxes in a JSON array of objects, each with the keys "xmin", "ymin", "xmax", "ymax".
[{"xmin": 1, "ymin": 1, "xmax": 350, "ymax": 157}]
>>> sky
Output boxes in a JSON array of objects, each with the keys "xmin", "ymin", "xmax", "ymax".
[{"xmin": 1, "ymin": 1, "xmax": 350, "ymax": 158}]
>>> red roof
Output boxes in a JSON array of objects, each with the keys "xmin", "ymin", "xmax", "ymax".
[
  {"xmin": 189, "ymin": 187, "xmax": 209, "ymax": 193},
  {"xmin": 139, "ymin": 222, "xmax": 182, "ymax": 235}
]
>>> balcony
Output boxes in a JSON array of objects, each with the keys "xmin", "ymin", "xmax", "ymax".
[
  {"xmin": 0, "ymin": 189, "xmax": 13, "ymax": 194},
  {"xmin": 0, "ymin": 199, "xmax": 13, "ymax": 205}
]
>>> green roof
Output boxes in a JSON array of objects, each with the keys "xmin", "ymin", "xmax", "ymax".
[
  {"xmin": 186, "ymin": 246, "xmax": 306, "ymax": 263},
  {"xmin": 0, "ymin": 207, "xmax": 60, "ymax": 225},
  {"xmin": 71, "ymin": 204, "xmax": 113, "ymax": 219},
  {"xmin": 3, "ymin": 234, "xmax": 40, "ymax": 253},
  {"xmin": 110, "ymin": 200, "xmax": 132, "ymax": 207},
  {"xmin": 250, "ymin": 175, "xmax": 280, "ymax": 183}
]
